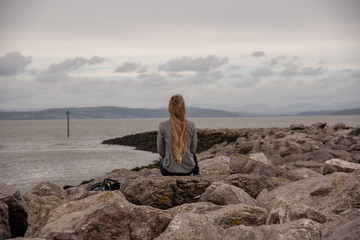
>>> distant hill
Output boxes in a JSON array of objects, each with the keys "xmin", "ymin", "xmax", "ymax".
[
  {"xmin": 0, "ymin": 106, "xmax": 239, "ymax": 120},
  {"xmin": 298, "ymin": 108, "xmax": 360, "ymax": 116}
]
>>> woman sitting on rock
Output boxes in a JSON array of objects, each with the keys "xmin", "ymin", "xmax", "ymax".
[{"xmin": 157, "ymin": 94, "xmax": 199, "ymax": 176}]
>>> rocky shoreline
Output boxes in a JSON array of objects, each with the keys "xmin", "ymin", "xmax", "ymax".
[{"xmin": 1, "ymin": 122, "xmax": 360, "ymax": 239}]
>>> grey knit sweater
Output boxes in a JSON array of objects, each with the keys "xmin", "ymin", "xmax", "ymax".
[{"xmin": 157, "ymin": 119, "xmax": 197, "ymax": 173}]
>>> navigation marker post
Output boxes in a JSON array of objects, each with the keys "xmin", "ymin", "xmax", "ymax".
[{"xmin": 66, "ymin": 110, "xmax": 70, "ymax": 138}]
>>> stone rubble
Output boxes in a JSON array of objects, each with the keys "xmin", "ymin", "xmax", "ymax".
[{"xmin": 1, "ymin": 122, "xmax": 360, "ymax": 240}]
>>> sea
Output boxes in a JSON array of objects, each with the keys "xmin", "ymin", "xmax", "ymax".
[{"xmin": 1, "ymin": 116, "xmax": 359, "ymax": 192}]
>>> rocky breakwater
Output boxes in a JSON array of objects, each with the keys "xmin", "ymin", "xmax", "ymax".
[{"xmin": 0, "ymin": 122, "xmax": 360, "ymax": 239}]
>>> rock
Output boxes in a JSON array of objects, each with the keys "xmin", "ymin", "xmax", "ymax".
[
  {"xmin": 120, "ymin": 175, "xmax": 215, "ymax": 209},
  {"xmin": 65, "ymin": 184, "xmax": 95, "ymax": 201},
  {"xmin": 249, "ymin": 152, "xmax": 270, "ymax": 164},
  {"xmin": 290, "ymin": 168, "xmax": 323, "ymax": 178},
  {"xmin": 322, "ymin": 158, "xmax": 360, "ymax": 175},
  {"xmin": 154, "ymin": 212, "xmax": 224, "ymax": 240},
  {"xmin": 348, "ymin": 127, "xmax": 360, "ymax": 136},
  {"xmin": 22, "ymin": 193, "xmax": 63, "ymax": 238},
  {"xmin": 224, "ymin": 174, "xmax": 291, "ymax": 198},
  {"xmin": 308, "ymin": 149, "xmax": 333, "ymax": 163},
  {"xmin": 281, "ymin": 153, "xmax": 310, "ymax": 165},
  {"xmin": 354, "ymin": 168, "xmax": 360, "ymax": 178},
  {"xmin": 234, "ymin": 139, "xmax": 253, "ymax": 154},
  {"xmin": 168, "ymin": 202, "xmax": 222, "ymax": 216},
  {"xmin": 294, "ymin": 160, "xmax": 323, "ymax": 169},
  {"xmin": 198, "ymin": 156, "xmax": 231, "ymax": 175},
  {"xmin": 260, "ymin": 143, "xmax": 283, "ymax": 165},
  {"xmin": 256, "ymin": 172, "xmax": 360, "ymax": 215},
  {"xmin": 350, "ymin": 143, "xmax": 360, "ymax": 151},
  {"xmin": 199, "ymin": 182, "xmax": 257, "ymax": 206},
  {"xmin": 0, "ymin": 201, "xmax": 11, "ymax": 240},
  {"xmin": 39, "ymin": 191, "xmax": 172, "ymax": 240},
  {"xmin": 333, "ymin": 122, "xmax": 348, "ymax": 130},
  {"xmin": 206, "ymin": 204, "xmax": 268, "ymax": 229},
  {"xmin": 252, "ymin": 137, "xmax": 262, "ymax": 153},
  {"xmin": 27, "ymin": 182, "xmax": 67, "ymax": 199},
  {"xmin": 266, "ymin": 196, "xmax": 341, "ymax": 224},
  {"xmin": 229, "ymin": 155, "xmax": 301, "ymax": 181},
  {"xmin": 223, "ymin": 218, "xmax": 322, "ymax": 240},
  {"xmin": 321, "ymin": 216, "xmax": 360, "ymax": 240},
  {"xmin": 339, "ymin": 208, "xmax": 360, "ymax": 220},
  {"xmin": 156, "ymin": 204, "xmax": 268, "ymax": 239},
  {"xmin": 7, "ymin": 238, "xmax": 46, "ymax": 240},
  {"xmin": 288, "ymin": 124, "xmax": 305, "ymax": 131},
  {"xmin": 0, "ymin": 182, "xmax": 28, "ymax": 238},
  {"xmin": 311, "ymin": 122, "xmax": 327, "ymax": 130}
]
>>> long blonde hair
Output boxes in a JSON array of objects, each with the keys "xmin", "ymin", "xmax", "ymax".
[{"xmin": 168, "ymin": 94, "xmax": 188, "ymax": 164}]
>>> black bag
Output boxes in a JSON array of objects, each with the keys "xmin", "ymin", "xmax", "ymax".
[{"xmin": 89, "ymin": 178, "xmax": 121, "ymax": 191}]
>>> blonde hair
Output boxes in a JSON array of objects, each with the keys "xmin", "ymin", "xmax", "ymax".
[{"xmin": 168, "ymin": 94, "xmax": 188, "ymax": 164}]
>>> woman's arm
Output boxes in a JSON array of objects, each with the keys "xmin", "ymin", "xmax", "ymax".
[
  {"xmin": 190, "ymin": 127, "xmax": 197, "ymax": 155},
  {"xmin": 157, "ymin": 124, "xmax": 165, "ymax": 158}
]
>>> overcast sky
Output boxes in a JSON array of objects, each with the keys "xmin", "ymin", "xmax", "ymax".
[{"xmin": 0, "ymin": 0, "xmax": 359, "ymax": 111}]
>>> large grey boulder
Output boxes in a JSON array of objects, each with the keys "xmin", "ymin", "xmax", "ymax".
[
  {"xmin": 229, "ymin": 155, "xmax": 301, "ymax": 181},
  {"xmin": 266, "ymin": 196, "xmax": 341, "ymax": 224},
  {"xmin": 168, "ymin": 201, "xmax": 268, "ymax": 229},
  {"xmin": 0, "ymin": 201, "xmax": 10, "ymax": 240},
  {"xmin": 39, "ymin": 191, "xmax": 172, "ymax": 240},
  {"xmin": 156, "ymin": 203, "xmax": 268, "ymax": 240},
  {"xmin": 290, "ymin": 168, "xmax": 323, "ymax": 178},
  {"xmin": 154, "ymin": 212, "xmax": 224, "ymax": 240},
  {"xmin": 223, "ymin": 218, "xmax": 322, "ymax": 240},
  {"xmin": 224, "ymin": 173, "xmax": 292, "ymax": 198},
  {"xmin": 256, "ymin": 172, "xmax": 360, "ymax": 215},
  {"xmin": 322, "ymin": 217, "xmax": 360, "ymax": 240},
  {"xmin": 22, "ymin": 193, "xmax": 63, "ymax": 238},
  {"xmin": 0, "ymin": 182, "xmax": 28, "ymax": 238},
  {"xmin": 199, "ymin": 156, "xmax": 231, "ymax": 175},
  {"xmin": 288, "ymin": 124, "xmax": 306, "ymax": 131},
  {"xmin": 206, "ymin": 204, "xmax": 268, "ymax": 229},
  {"xmin": 249, "ymin": 152, "xmax": 270, "ymax": 164},
  {"xmin": 27, "ymin": 182, "xmax": 67, "ymax": 199},
  {"xmin": 322, "ymin": 158, "xmax": 360, "ymax": 175},
  {"xmin": 199, "ymin": 182, "xmax": 257, "ymax": 206},
  {"xmin": 120, "ymin": 175, "xmax": 216, "ymax": 209}
]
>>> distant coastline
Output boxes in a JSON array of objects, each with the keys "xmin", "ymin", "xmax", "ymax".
[{"xmin": 0, "ymin": 106, "xmax": 359, "ymax": 120}]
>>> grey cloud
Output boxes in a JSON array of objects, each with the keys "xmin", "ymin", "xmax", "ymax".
[
  {"xmin": 138, "ymin": 72, "xmax": 167, "ymax": 87},
  {"xmin": 250, "ymin": 67, "xmax": 274, "ymax": 77},
  {"xmin": 167, "ymin": 72, "xmax": 183, "ymax": 78},
  {"xmin": 115, "ymin": 62, "xmax": 141, "ymax": 73},
  {"xmin": 137, "ymin": 66, "xmax": 147, "ymax": 73},
  {"xmin": 159, "ymin": 55, "xmax": 229, "ymax": 72},
  {"xmin": 187, "ymin": 70, "xmax": 225, "ymax": 85},
  {"xmin": 0, "ymin": 52, "xmax": 32, "ymax": 76},
  {"xmin": 88, "ymin": 56, "xmax": 108, "ymax": 65},
  {"xmin": 231, "ymin": 77, "xmax": 261, "ymax": 88},
  {"xmin": 281, "ymin": 64, "xmax": 299, "ymax": 76},
  {"xmin": 36, "ymin": 56, "xmax": 106, "ymax": 82},
  {"xmin": 47, "ymin": 57, "xmax": 88, "ymax": 73},
  {"xmin": 228, "ymin": 73, "xmax": 243, "ymax": 79},
  {"xmin": 251, "ymin": 51, "xmax": 266, "ymax": 58},
  {"xmin": 349, "ymin": 70, "xmax": 360, "ymax": 78},
  {"xmin": 268, "ymin": 55, "xmax": 286, "ymax": 67},
  {"xmin": 227, "ymin": 65, "xmax": 242, "ymax": 71},
  {"xmin": 281, "ymin": 64, "xmax": 323, "ymax": 76},
  {"xmin": 299, "ymin": 66, "xmax": 323, "ymax": 76}
]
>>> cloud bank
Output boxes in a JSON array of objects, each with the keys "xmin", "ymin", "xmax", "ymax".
[{"xmin": 0, "ymin": 51, "xmax": 359, "ymax": 111}]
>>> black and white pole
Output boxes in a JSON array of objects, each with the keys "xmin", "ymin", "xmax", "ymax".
[{"xmin": 66, "ymin": 110, "xmax": 70, "ymax": 138}]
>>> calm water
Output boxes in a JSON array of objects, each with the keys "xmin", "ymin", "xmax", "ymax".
[{"xmin": 0, "ymin": 116, "xmax": 359, "ymax": 192}]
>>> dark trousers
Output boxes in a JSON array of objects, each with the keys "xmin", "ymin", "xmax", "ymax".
[{"xmin": 160, "ymin": 154, "xmax": 199, "ymax": 176}]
